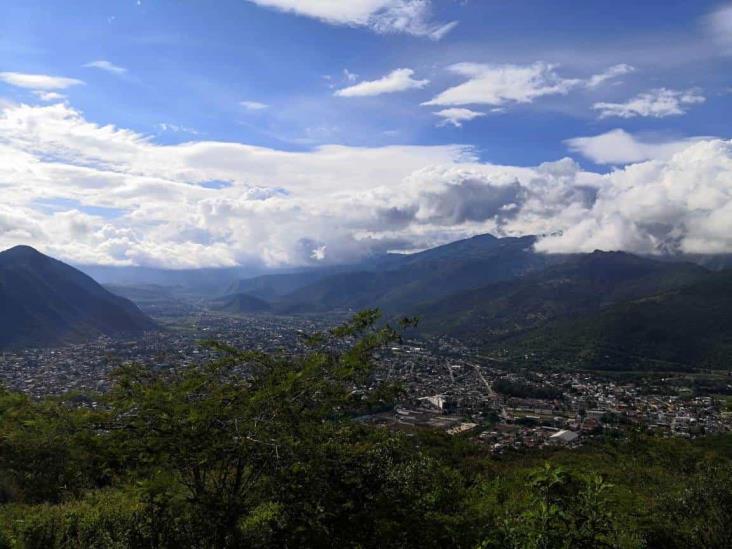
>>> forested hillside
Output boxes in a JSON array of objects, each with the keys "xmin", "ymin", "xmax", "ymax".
[{"xmin": 503, "ymin": 269, "xmax": 732, "ymax": 371}]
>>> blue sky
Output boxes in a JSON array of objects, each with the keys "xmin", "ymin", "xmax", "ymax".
[
  {"xmin": 2, "ymin": 0, "xmax": 729, "ymax": 162},
  {"xmin": 1, "ymin": 0, "xmax": 732, "ymax": 268}
]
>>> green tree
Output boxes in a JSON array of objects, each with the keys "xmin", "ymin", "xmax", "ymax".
[
  {"xmin": 0, "ymin": 389, "xmax": 108, "ymax": 504},
  {"xmin": 105, "ymin": 310, "xmax": 419, "ymax": 547},
  {"xmin": 481, "ymin": 464, "xmax": 638, "ymax": 549}
]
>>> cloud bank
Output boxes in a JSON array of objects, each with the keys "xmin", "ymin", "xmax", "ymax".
[{"xmin": 1, "ymin": 102, "xmax": 732, "ymax": 268}]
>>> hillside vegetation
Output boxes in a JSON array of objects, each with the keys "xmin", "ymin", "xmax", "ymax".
[{"xmin": 0, "ymin": 311, "xmax": 730, "ymax": 547}]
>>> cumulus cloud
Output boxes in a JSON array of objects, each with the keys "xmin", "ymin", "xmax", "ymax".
[
  {"xmin": 0, "ymin": 72, "xmax": 84, "ymax": 90},
  {"xmin": 593, "ymin": 88, "xmax": 705, "ymax": 118},
  {"xmin": 335, "ymin": 68, "xmax": 429, "ymax": 97},
  {"xmin": 83, "ymin": 60, "xmax": 127, "ymax": 75},
  {"xmin": 0, "ymin": 102, "xmax": 470, "ymax": 267},
  {"xmin": 565, "ymin": 129, "xmax": 708, "ymax": 165},
  {"xmin": 245, "ymin": 0, "xmax": 457, "ymax": 39},
  {"xmin": 433, "ymin": 108, "xmax": 485, "ymax": 127},
  {"xmin": 535, "ymin": 141, "xmax": 732, "ymax": 255},
  {"xmin": 1, "ymin": 101, "xmax": 732, "ymax": 267}
]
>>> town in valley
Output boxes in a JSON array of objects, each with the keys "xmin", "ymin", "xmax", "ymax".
[{"xmin": 3, "ymin": 300, "xmax": 730, "ymax": 455}]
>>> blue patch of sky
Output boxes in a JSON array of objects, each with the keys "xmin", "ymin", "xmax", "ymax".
[
  {"xmin": 33, "ymin": 197, "xmax": 126, "ymax": 219},
  {"xmin": 199, "ymin": 180, "xmax": 233, "ymax": 190}
]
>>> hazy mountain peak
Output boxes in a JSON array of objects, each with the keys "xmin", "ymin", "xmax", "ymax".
[{"xmin": 0, "ymin": 245, "xmax": 45, "ymax": 260}]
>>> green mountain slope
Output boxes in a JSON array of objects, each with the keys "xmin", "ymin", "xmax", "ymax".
[
  {"xmin": 416, "ymin": 251, "xmax": 709, "ymax": 342},
  {"xmin": 509, "ymin": 270, "xmax": 732, "ymax": 371}
]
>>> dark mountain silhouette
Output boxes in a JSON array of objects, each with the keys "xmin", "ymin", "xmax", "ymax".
[{"xmin": 0, "ymin": 246, "xmax": 156, "ymax": 349}]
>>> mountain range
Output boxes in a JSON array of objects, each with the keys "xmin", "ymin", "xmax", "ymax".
[
  {"xmin": 221, "ymin": 234, "xmax": 553, "ymax": 314},
  {"xmin": 219, "ymin": 235, "xmax": 732, "ymax": 371},
  {"xmin": 0, "ymin": 246, "xmax": 155, "ymax": 350},
  {"xmin": 3, "ymin": 236, "xmax": 732, "ymax": 372}
]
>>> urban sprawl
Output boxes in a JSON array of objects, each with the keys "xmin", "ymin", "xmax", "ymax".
[{"xmin": 1, "ymin": 309, "xmax": 731, "ymax": 454}]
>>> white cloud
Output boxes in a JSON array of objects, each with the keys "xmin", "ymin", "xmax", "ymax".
[
  {"xmin": 535, "ymin": 141, "xmax": 732, "ymax": 255},
  {"xmin": 593, "ymin": 88, "xmax": 705, "ymax": 118},
  {"xmin": 335, "ymin": 68, "xmax": 429, "ymax": 97},
  {"xmin": 586, "ymin": 63, "xmax": 635, "ymax": 88},
  {"xmin": 0, "ymin": 72, "xmax": 84, "ymax": 90},
  {"xmin": 706, "ymin": 3, "xmax": 732, "ymax": 52},
  {"xmin": 423, "ymin": 62, "xmax": 630, "ymax": 108},
  {"xmin": 428, "ymin": 21, "xmax": 459, "ymax": 41},
  {"xmin": 2, "ymin": 101, "xmax": 732, "ymax": 267},
  {"xmin": 433, "ymin": 108, "xmax": 485, "ymax": 127},
  {"xmin": 83, "ymin": 60, "xmax": 127, "ymax": 75},
  {"xmin": 32, "ymin": 91, "xmax": 66, "ymax": 102},
  {"xmin": 565, "ymin": 129, "xmax": 708, "ymax": 165},
  {"xmin": 423, "ymin": 62, "xmax": 575, "ymax": 107},
  {"xmin": 0, "ymin": 102, "xmax": 471, "ymax": 267},
  {"xmin": 156, "ymin": 122, "xmax": 200, "ymax": 136},
  {"xmin": 245, "ymin": 0, "xmax": 456, "ymax": 38},
  {"xmin": 240, "ymin": 100, "xmax": 269, "ymax": 110},
  {"xmin": 311, "ymin": 245, "xmax": 327, "ymax": 261}
]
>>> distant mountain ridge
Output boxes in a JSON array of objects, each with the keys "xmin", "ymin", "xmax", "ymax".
[
  {"xmin": 238, "ymin": 234, "xmax": 554, "ymax": 313},
  {"xmin": 0, "ymin": 246, "xmax": 156, "ymax": 350},
  {"xmin": 211, "ymin": 293, "xmax": 272, "ymax": 314}
]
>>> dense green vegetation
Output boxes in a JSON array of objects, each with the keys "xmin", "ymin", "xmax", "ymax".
[
  {"xmin": 507, "ymin": 270, "xmax": 732, "ymax": 372},
  {"xmin": 0, "ymin": 310, "xmax": 731, "ymax": 547}
]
